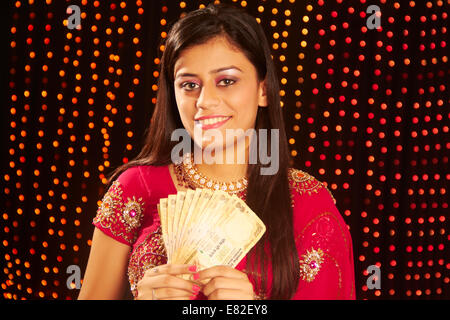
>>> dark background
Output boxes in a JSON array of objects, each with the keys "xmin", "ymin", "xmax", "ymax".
[{"xmin": 1, "ymin": 0, "xmax": 448, "ymax": 300}]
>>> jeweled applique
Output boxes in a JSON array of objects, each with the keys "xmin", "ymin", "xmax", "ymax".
[
  {"xmin": 93, "ymin": 181, "xmax": 145, "ymax": 244},
  {"xmin": 123, "ymin": 196, "xmax": 144, "ymax": 232},
  {"xmin": 299, "ymin": 247, "xmax": 325, "ymax": 282}
]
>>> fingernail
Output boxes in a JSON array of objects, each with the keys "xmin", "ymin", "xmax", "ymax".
[
  {"xmin": 193, "ymin": 273, "xmax": 199, "ymax": 280},
  {"xmin": 192, "ymin": 284, "xmax": 200, "ymax": 292},
  {"xmin": 188, "ymin": 265, "xmax": 197, "ymax": 272},
  {"xmin": 189, "ymin": 294, "xmax": 197, "ymax": 300}
]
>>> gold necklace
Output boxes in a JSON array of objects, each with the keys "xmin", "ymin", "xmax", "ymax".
[{"xmin": 174, "ymin": 153, "xmax": 248, "ymax": 197}]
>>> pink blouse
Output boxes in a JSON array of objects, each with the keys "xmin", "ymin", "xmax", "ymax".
[{"xmin": 92, "ymin": 165, "xmax": 356, "ymax": 299}]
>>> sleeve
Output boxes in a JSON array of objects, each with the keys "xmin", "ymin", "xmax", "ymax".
[
  {"xmin": 92, "ymin": 167, "xmax": 146, "ymax": 246},
  {"xmin": 292, "ymin": 184, "xmax": 356, "ymax": 300}
]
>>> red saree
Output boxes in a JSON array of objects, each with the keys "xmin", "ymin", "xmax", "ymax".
[{"xmin": 93, "ymin": 165, "xmax": 356, "ymax": 299}]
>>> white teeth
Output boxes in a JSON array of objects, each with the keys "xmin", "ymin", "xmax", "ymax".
[{"xmin": 197, "ymin": 116, "xmax": 230, "ymax": 126}]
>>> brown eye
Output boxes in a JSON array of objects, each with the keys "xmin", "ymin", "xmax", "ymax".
[
  {"xmin": 217, "ymin": 79, "xmax": 236, "ymax": 86},
  {"xmin": 181, "ymin": 82, "xmax": 200, "ymax": 91}
]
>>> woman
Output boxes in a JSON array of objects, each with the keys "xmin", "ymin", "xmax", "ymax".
[{"xmin": 78, "ymin": 3, "xmax": 355, "ymax": 300}]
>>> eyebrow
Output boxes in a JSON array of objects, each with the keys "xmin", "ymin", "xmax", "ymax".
[{"xmin": 175, "ymin": 65, "xmax": 243, "ymax": 79}]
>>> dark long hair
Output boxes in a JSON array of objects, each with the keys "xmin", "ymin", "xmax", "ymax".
[{"xmin": 109, "ymin": 3, "xmax": 299, "ymax": 299}]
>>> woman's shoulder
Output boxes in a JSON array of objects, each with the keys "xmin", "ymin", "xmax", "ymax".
[
  {"xmin": 115, "ymin": 164, "xmax": 169, "ymax": 183},
  {"xmin": 93, "ymin": 164, "xmax": 172, "ymax": 245},
  {"xmin": 288, "ymin": 167, "xmax": 353, "ymax": 264},
  {"xmin": 287, "ymin": 167, "xmax": 336, "ymax": 205},
  {"xmin": 113, "ymin": 164, "xmax": 171, "ymax": 190},
  {"xmin": 102, "ymin": 164, "xmax": 174, "ymax": 208},
  {"xmin": 287, "ymin": 167, "xmax": 348, "ymax": 235}
]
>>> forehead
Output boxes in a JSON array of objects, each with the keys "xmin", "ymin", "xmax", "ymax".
[{"xmin": 173, "ymin": 37, "xmax": 254, "ymax": 77}]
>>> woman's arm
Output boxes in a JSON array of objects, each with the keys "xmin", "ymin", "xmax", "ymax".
[
  {"xmin": 78, "ymin": 227, "xmax": 131, "ymax": 300},
  {"xmin": 292, "ymin": 185, "xmax": 356, "ymax": 299}
]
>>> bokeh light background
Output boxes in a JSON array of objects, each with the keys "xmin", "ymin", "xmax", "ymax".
[{"xmin": 1, "ymin": 0, "xmax": 448, "ymax": 300}]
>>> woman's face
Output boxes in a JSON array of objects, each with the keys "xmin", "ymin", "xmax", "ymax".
[{"xmin": 173, "ymin": 36, "xmax": 267, "ymax": 156}]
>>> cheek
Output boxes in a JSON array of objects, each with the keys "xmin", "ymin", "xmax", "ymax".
[
  {"xmin": 228, "ymin": 87, "xmax": 260, "ymax": 126},
  {"xmin": 175, "ymin": 93, "xmax": 195, "ymax": 124}
]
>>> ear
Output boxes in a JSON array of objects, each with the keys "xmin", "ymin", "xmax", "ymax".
[{"xmin": 257, "ymin": 79, "xmax": 268, "ymax": 107}]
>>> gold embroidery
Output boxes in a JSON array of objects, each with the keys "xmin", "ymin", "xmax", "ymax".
[
  {"xmin": 97, "ymin": 181, "xmax": 122, "ymax": 218},
  {"xmin": 295, "ymin": 211, "xmax": 349, "ymax": 249},
  {"xmin": 93, "ymin": 181, "xmax": 145, "ymax": 244},
  {"xmin": 128, "ymin": 226, "xmax": 167, "ymax": 298},
  {"xmin": 123, "ymin": 197, "xmax": 144, "ymax": 232},
  {"xmin": 299, "ymin": 248, "xmax": 325, "ymax": 282},
  {"xmin": 287, "ymin": 168, "xmax": 337, "ymax": 205},
  {"xmin": 295, "ymin": 211, "xmax": 349, "ymax": 289},
  {"xmin": 288, "ymin": 168, "xmax": 323, "ymax": 196}
]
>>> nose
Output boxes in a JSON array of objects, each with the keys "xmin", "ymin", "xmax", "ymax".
[{"xmin": 196, "ymin": 82, "xmax": 220, "ymax": 109}]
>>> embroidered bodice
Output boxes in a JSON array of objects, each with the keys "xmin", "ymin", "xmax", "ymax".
[{"xmin": 92, "ymin": 165, "xmax": 355, "ymax": 299}]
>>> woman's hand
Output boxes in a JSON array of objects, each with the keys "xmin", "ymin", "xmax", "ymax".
[
  {"xmin": 197, "ymin": 266, "xmax": 255, "ymax": 300},
  {"xmin": 136, "ymin": 264, "xmax": 201, "ymax": 300}
]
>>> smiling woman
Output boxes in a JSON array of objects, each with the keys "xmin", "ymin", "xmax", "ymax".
[
  {"xmin": 173, "ymin": 36, "xmax": 267, "ymax": 167},
  {"xmin": 78, "ymin": 3, "xmax": 355, "ymax": 300}
]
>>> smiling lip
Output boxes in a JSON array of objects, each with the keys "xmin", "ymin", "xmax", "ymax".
[{"xmin": 194, "ymin": 116, "xmax": 232, "ymax": 130}]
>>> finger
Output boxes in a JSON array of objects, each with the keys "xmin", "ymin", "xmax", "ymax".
[
  {"xmin": 137, "ymin": 273, "xmax": 201, "ymax": 294},
  {"xmin": 197, "ymin": 265, "xmax": 247, "ymax": 281},
  {"xmin": 154, "ymin": 287, "xmax": 199, "ymax": 300},
  {"xmin": 144, "ymin": 264, "xmax": 198, "ymax": 277},
  {"xmin": 149, "ymin": 274, "xmax": 202, "ymax": 293},
  {"xmin": 202, "ymin": 276, "xmax": 252, "ymax": 297},
  {"xmin": 207, "ymin": 288, "xmax": 253, "ymax": 300}
]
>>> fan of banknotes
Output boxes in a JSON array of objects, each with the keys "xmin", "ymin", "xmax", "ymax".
[{"xmin": 157, "ymin": 188, "xmax": 266, "ymax": 270}]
